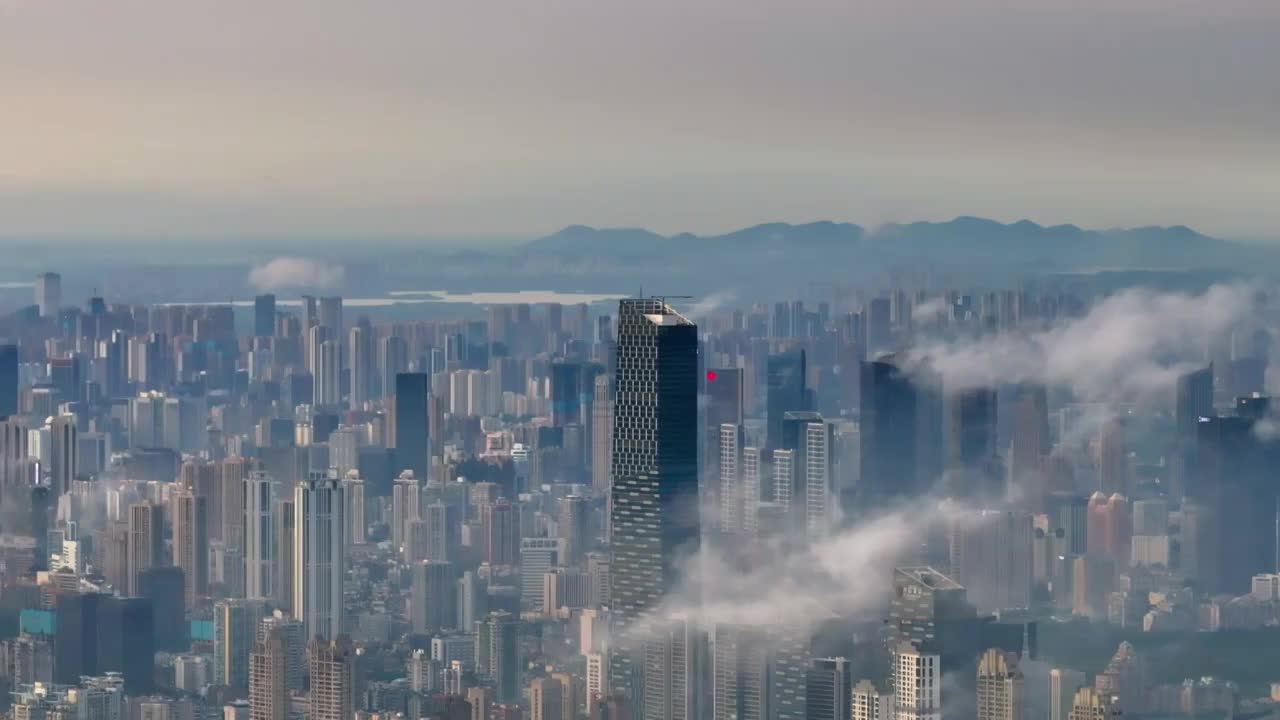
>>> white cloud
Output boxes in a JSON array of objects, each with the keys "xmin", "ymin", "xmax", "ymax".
[{"xmin": 247, "ymin": 257, "xmax": 345, "ymax": 292}]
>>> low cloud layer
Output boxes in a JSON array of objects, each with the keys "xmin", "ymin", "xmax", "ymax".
[
  {"xmin": 247, "ymin": 257, "xmax": 345, "ymax": 292},
  {"xmin": 913, "ymin": 283, "xmax": 1258, "ymax": 402}
]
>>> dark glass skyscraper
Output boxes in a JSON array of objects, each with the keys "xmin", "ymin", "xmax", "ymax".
[
  {"xmin": 254, "ymin": 293, "xmax": 277, "ymax": 337},
  {"xmin": 0, "ymin": 344, "xmax": 16, "ymax": 417},
  {"xmin": 859, "ymin": 357, "xmax": 941, "ymax": 511},
  {"xmin": 394, "ymin": 372, "xmax": 430, "ymax": 479},
  {"xmin": 766, "ymin": 349, "xmax": 808, "ymax": 450},
  {"xmin": 608, "ymin": 298, "xmax": 698, "ymax": 706}
]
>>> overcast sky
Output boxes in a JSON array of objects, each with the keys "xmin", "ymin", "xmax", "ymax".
[{"xmin": 2, "ymin": 0, "xmax": 1278, "ymax": 240}]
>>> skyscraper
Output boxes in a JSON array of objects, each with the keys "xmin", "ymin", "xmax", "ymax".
[
  {"xmin": 245, "ymin": 471, "xmax": 276, "ymax": 601},
  {"xmin": 215, "ymin": 598, "xmax": 269, "ymax": 689},
  {"xmin": 766, "ymin": 350, "xmax": 807, "ymax": 450},
  {"xmin": 641, "ymin": 619, "xmax": 707, "ymax": 720},
  {"xmin": 946, "ymin": 386, "xmax": 1001, "ymax": 499},
  {"xmin": 342, "ymin": 470, "xmax": 366, "ymax": 546},
  {"xmin": 36, "ymin": 272, "xmax": 61, "ymax": 318},
  {"xmin": 378, "ymin": 335, "xmax": 409, "ymax": 401},
  {"xmin": 49, "ymin": 415, "xmax": 77, "ymax": 498},
  {"xmin": 1067, "ymin": 687, "xmax": 1116, "ymax": 720},
  {"xmin": 308, "ymin": 635, "xmax": 355, "ymax": 720},
  {"xmin": 254, "ymin": 294, "xmax": 276, "ymax": 338},
  {"xmin": 712, "ymin": 624, "xmax": 769, "ymax": 720},
  {"xmin": 1175, "ymin": 365, "xmax": 1213, "ymax": 443},
  {"xmin": 293, "ymin": 471, "xmax": 346, "ymax": 643},
  {"xmin": 172, "ymin": 490, "xmax": 209, "ymax": 608},
  {"xmin": 315, "ymin": 338, "xmax": 342, "ymax": 407},
  {"xmin": 859, "ymin": 358, "xmax": 939, "ymax": 512},
  {"xmin": 608, "ymin": 299, "xmax": 698, "ymax": 703},
  {"xmin": 348, "ymin": 325, "xmax": 372, "ymax": 411},
  {"xmin": 411, "ymin": 560, "xmax": 458, "ymax": 633},
  {"xmin": 977, "ymin": 649, "xmax": 1024, "ymax": 720},
  {"xmin": 592, "ymin": 374, "xmax": 614, "ymax": 497},
  {"xmin": 128, "ymin": 503, "xmax": 164, "ymax": 597},
  {"xmin": 249, "ymin": 623, "xmax": 291, "ymax": 720},
  {"xmin": 395, "ymin": 373, "xmax": 431, "ymax": 479},
  {"xmin": 0, "ymin": 344, "xmax": 17, "ymax": 418},
  {"xmin": 1049, "ymin": 668, "xmax": 1087, "ymax": 720},
  {"xmin": 892, "ymin": 642, "xmax": 941, "ymax": 720},
  {"xmin": 806, "ymin": 657, "xmax": 852, "ymax": 720}
]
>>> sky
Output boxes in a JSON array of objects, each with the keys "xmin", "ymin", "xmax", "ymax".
[{"xmin": 2, "ymin": 0, "xmax": 1279, "ymax": 240}]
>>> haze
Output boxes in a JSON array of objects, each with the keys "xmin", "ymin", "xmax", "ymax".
[{"xmin": 3, "ymin": 0, "xmax": 1279, "ymax": 239}]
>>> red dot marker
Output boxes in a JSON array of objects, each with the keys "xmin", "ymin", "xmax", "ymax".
[{"xmin": 706, "ymin": 371, "xmax": 717, "ymax": 381}]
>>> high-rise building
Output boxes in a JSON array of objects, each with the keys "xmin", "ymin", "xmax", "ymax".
[
  {"xmin": 531, "ymin": 676, "xmax": 565, "ymax": 720},
  {"xmin": 293, "ymin": 471, "xmax": 346, "ymax": 643},
  {"xmin": 860, "ymin": 358, "xmax": 938, "ymax": 512},
  {"xmin": 608, "ymin": 299, "xmax": 698, "ymax": 703},
  {"xmin": 851, "ymin": 679, "xmax": 894, "ymax": 720},
  {"xmin": 703, "ymin": 367, "xmax": 744, "ymax": 478},
  {"xmin": 805, "ymin": 657, "xmax": 852, "ymax": 720},
  {"xmin": 766, "ymin": 350, "xmax": 807, "ymax": 451},
  {"xmin": 378, "ymin": 335, "xmax": 409, "ymax": 401},
  {"xmin": 482, "ymin": 611, "xmax": 521, "ymax": 703},
  {"xmin": 1175, "ymin": 365, "xmax": 1213, "ymax": 443},
  {"xmin": 128, "ymin": 503, "xmax": 164, "ymax": 597},
  {"xmin": 318, "ymin": 296, "xmax": 343, "ymax": 336},
  {"xmin": 309, "ymin": 635, "xmax": 355, "ymax": 720},
  {"xmin": 592, "ymin": 374, "xmax": 614, "ymax": 497},
  {"xmin": 172, "ymin": 490, "xmax": 209, "ymax": 607},
  {"xmin": 245, "ymin": 471, "xmax": 276, "ymax": 601},
  {"xmin": 949, "ymin": 510, "xmax": 1034, "ymax": 613},
  {"xmin": 274, "ymin": 499, "xmax": 295, "ymax": 614},
  {"xmin": 249, "ymin": 623, "xmax": 291, "ymax": 720},
  {"xmin": 215, "ymin": 599, "xmax": 269, "ymax": 689},
  {"xmin": 1049, "ymin": 668, "xmax": 1087, "ymax": 720},
  {"xmin": 1067, "ymin": 687, "xmax": 1116, "ymax": 720},
  {"xmin": 395, "ymin": 373, "xmax": 431, "ymax": 479},
  {"xmin": 315, "ymin": 339, "xmax": 342, "ymax": 407},
  {"xmin": 342, "ymin": 470, "xmax": 366, "ymax": 546},
  {"xmin": 1097, "ymin": 418, "xmax": 1128, "ymax": 496},
  {"xmin": 977, "ymin": 649, "xmax": 1024, "ymax": 720},
  {"xmin": 641, "ymin": 619, "xmax": 707, "ymax": 720},
  {"xmin": 718, "ymin": 423, "xmax": 745, "ymax": 534},
  {"xmin": 258, "ymin": 612, "xmax": 305, "ymax": 691},
  {"xmin": 348, "ymin": 324, "xmax": 372, "ymax": 411},
  {"xmin": 712, "ymin": 624, "xmax": 769, "ymax": 720},
  {"xmin": 49, "ymin": 415, "xmax": 77, "ymax": 497},
  {"xmin": 482, "ymin": 499, "xmax": 520, "ymax": 567},
  {"xmin": 558, "ymin": 494, "xmax": 590, "ymax": 564},
  {"xmin": 411, "ymin": 560, "xmax": 458, "ymax": 633},
  {"xmin": 946, "ymin": 387, "xmax": 1001, "ymax": 499},
  {"xmin": 0, "ymin": 344, "xmax": 17, "ymax": 418},
  {"xmin": 254, "ymin": 294, "xmax": 276, "ymax": 338},
  {"xmin": 893, "ymin": 642, "xmax": 941, "ymax": 720},
  {"xmin": 36, "ymin": 272, "xmax": 61, "ymax": 318}
]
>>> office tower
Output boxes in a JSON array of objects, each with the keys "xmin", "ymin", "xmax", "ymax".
[
  {"xmin": 1008, "ymin": 384, "xmax": 1050, "ymax": 510},
  {"xmin": 305, "ymin": 323, "xmax": 330, "ymax": 376},
  {"xmin": 421, "ymin": 501, "xmax": 458, "ymax": 562},
  {"xmin": 712, "ymin": 624, "xmax": 769, "ymax": 720},
  {"xmin": 718, "ymin": 423, "xmax": 744, "ymax": 534},
  {"xmin": 0, "ymin": 416, "xmax": 29, "ymax": 487},
  {"xmin": 293, "ymin": 471, "xmax": 346, "ymax": 643},
  {"xmin": 947, "ymin": 386, "xmax": 1001, "ymax": 498},
  {"xmin": 258, "ymin": 613, "xmax": 305, "ymax": 691},
  {"xmin": 378, "ymin": 335, "xmax": 409, "ymax": 400},
  {"xmin": 315, "ymin": 338, "xmax": 342, "ymax": 406},
  {"xmin": 309, "ymin": 635, "xmax": 355, "ymax": 720},
  {"xmin": 641, "ymin": 619, "xmax": 706, "ymax": 720},
  {"xmin": 893, "ymin": 642, "xmax": 941, "ymax": 720},
  {"xmin": 395, "ymin": 373, "xmax": 431, "ymax": 479},
  {"xmin": 592, "ymin": 374, "xmax": 614, "ymax": 497},
  {"xmin": 1175, "ymin": 365, "xmax": 1213, "ymax": 442},
  {"xmin": 482, "ymin": 611, "xmax": 521, "ymax": 703},
  {"xmin": 1097, "ymin": 418, "xmax": 1128, "ymax": 496},
  {"xmin": 215, "ymin": 599, "xmax": 269, "ymax": 689},
  {"xmin": 770, "ymin": 625, "xmax": 811, "ymax": 720},
  {"xmin": 348, "ymin": 325, "xmax": 372, "ymax": 410},
  {"xmin": 558, "ymin": 494, "xmax": 589, "ymax": 564},
  {"xmin": 852, "ymin": 679, "xmax": 894, "ymax": 720},
  {"xmin": 977, "ymin": 649, "xmax": 1024, "ymax": 720},
  {"xmin": 49, "ymin": 415, "xmax": 77, "ymax": 497},
  {"xmin": 1049, "ymin": 669, "xmax": 1087, "ymax": 720},
  {"xmin": 551, "ymin": 362, "xmax": 584, "ymax": 427},
  {"xmin": 245, "ymin": 471, "xmax": 276, "ymax": 600},
  {"xmin": 608, "ymin": 299, "xmax": 698, "ymax": 701},
  {"xmin": 0, "ymin": 344, "xmax": 16, "ymax": 418},
  {"xmin": 482, "ymin": 499, "xmax": 520, "ymax": 566},
  {"xmin": 1068, "ymin": 687, "xmax": 1115, "ymax": 720},
  {"xmin": 54, "ymin": 591, "xmax": 105, "ymax": 683},
  {"xmin": 521, "ymin": 537, "xmax": 563, "ymax": 609},
  {"xmin": 859, "ymin": 358, "xmax": 928, "ymax": 511},
  {"xmin": 128, "ymin": 503, "xmax": 164, "ymax": 597},
  {"xmin": 138, "ymin": 566, "xmax": 186, "ymax": 652},
  {"xmin": 806, "ymin": 657, "xmax": 852, "ymax": 720},
  {"xmin": 97, "ymin": 596, "xmax": 156, "ymax": 694},
  {"xmin": 412, "ymin": 560, "xmax": 458, "ymax": 633},
  {"xmin": 801, "ymin": 415, "xmax": 835, "ymax": 538},
  {"xmin": 274, "ymin": 499, "xmax": 295, "ymax": 614},
  {"xmin": 317, "ymin": 296, "xmax": 343, "ymax": 335},
  {"xmin": 531, "ymin": 676, "xmax": 565, "ymax": 720},
  {"xmin": 254, "ymin": 294, "xmax": 276, "ymax": 337},
  {"xmin": 36, "ymin": 272, "xmax": 61, "ymax": 317},
  {"xmin": 173, "ymin": 490, "xmax": 209, "ymax": 607},
  {"xmin": 342, "ymin": 470, "xmax": 366, "ymax": 545},
  {"xmin": 949, "ymin": 510, "xmax": 1034, "ymax": 613},
  {"xmin": 766, "ymin": 350, "xmax": 807, "ymax": 450},
  {"xmin": 392, "ymin": 470, "xmax": 422, "ymax": 549},
  {"xmin": 741, "ymin": 446, "xmax": 763, "ymax": 537},
  {"xmin": 249, "ymin": 624, "xmax": 291, "ymax": 720},
  {"xmin": 704, "ymin": 367, "xmax": 744, "ymax": 474}
]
